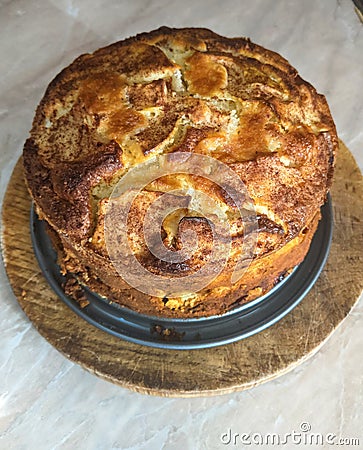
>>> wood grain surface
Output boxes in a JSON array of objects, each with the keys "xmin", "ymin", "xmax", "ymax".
[{"xmin": 1, "ymin": 141, "xmax": 362, "ymax": 397}]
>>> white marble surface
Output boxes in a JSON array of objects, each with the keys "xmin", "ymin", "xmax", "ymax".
[{"xmin": 0, "ymin": 0, "xmax": 362, "ymax": 448}]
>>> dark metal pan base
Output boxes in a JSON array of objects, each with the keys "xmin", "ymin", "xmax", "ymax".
[{"xmin": 30, "ymin": 196, "xmax": 333, "ymax": 350}]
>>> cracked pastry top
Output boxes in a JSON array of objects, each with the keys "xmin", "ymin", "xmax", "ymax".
[{"xmin": 23, "ymin": 27, "xmax": 338, "ymax": 317}]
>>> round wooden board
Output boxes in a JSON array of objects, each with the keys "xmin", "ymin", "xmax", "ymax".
[{"xmin": 1, "ymin": 141, "xmax": 363, "ymax": 397}]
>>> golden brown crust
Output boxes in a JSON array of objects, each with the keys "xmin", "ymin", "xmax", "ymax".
[
  {"xmin": 54, "ymin": 211, "xmax": 320, "ymax": 318},
  {"xmin": 23, "ymin": 27, "xmax": 338, "ymax": 317}
]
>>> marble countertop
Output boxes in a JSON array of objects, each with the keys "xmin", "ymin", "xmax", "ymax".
[{"xmin": 0, "ymin": 0, "xmax": 362, "ymax": 448}]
